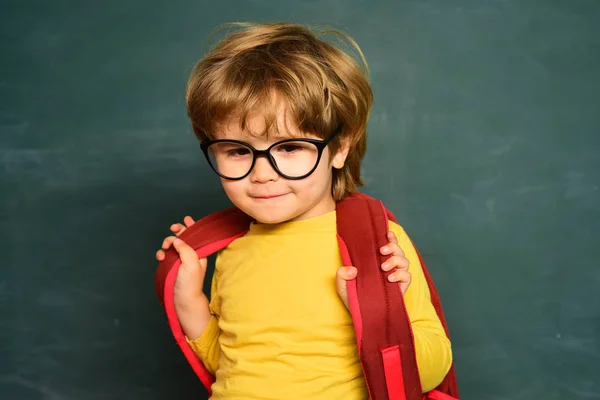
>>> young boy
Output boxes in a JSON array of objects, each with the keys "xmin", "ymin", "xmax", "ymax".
[{"xmin": 156, "ymin": 22, "xmax": 452, "ymax": 399}]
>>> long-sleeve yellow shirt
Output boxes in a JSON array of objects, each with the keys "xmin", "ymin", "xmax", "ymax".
[{"xmin": 187, "ymin": 210, "xmax": 452, "ymax": 399}]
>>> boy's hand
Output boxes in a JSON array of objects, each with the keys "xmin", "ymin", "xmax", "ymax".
[
  {"xmin": 155, "ymin": 215, "xmax": 196, "ymax": 260},
  {"xmin": 156, "ymin": 217, "xmax": 208, "ymax": 309},
  {"xmin": 336, "ymin": 231, "xmax": 411, "ymax": 310}
]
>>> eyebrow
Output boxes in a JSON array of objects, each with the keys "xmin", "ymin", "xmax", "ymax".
[{"xmin": 215, "ymin": 130, "xmax": 316, "ymax": 142}]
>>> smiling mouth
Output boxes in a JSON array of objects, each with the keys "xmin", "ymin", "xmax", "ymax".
[{"xmin": 251, "ymin": 193, "xmax": 288, "ymax": 200}]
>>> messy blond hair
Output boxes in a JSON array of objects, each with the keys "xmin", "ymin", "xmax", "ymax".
[{"xmin": 186, "ymin": 22, "xmax": 373, "ymax": 200}]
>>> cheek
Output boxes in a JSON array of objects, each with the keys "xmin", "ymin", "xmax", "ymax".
[
  {"xmin": 221, "ymin": 179, "xmax": 245, "ymax": 200},
  {"xmin": 314, "ymin": 154, "xmax": 334, "ymax": 181},
  {"xmin": 293, "ymin": 163, "xmax": 333, "ymax": 194}
]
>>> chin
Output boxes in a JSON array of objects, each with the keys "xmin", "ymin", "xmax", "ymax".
[
  {"xmin": 234, "ymin": 194, "xmax": 301, "ymax": 224},
  {"xmin": 249, "ymin": 209, "xmax": 296, "ymax": 224}
]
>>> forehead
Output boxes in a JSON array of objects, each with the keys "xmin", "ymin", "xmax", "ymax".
[{"xmin": 214, "ymin": 113, "xmax": 317, "ymax": 144}]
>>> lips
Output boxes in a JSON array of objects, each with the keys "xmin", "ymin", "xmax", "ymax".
[{"xmin": 251, "ymin": 193, "xmax": 287, "ymax": 199}]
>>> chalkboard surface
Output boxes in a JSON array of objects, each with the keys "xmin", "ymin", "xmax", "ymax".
[{"xmin": 1, "ymin": 1, "xmax": 599, "ymax": 399}]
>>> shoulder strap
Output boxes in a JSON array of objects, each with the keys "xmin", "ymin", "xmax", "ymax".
[
  {"xmin": 336, "ymin": 193, "xmax": 422, "ymax": 400},
  {"xmin": 154, "ymin": 207, "xmax": 253, "ymax": 395},
  {"xmin": 336, "ymin": 192, "xmax": 459, "ymax": 400}
]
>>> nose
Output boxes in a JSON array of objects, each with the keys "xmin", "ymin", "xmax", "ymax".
[{"xmin": 249, "ymin": 155, "xmax": 279, "ymax": 183}]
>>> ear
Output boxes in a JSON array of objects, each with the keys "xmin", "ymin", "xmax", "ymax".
[{"xmin": 331, "ymin": 138, "xmax": 351, "ymax": 169}]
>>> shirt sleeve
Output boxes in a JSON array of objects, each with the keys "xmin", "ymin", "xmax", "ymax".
[
  {"xmin": 389, "ymin": 222, "xmax": 453, "ymax": 392},
  {"xmin": 185, "ymin": 264, "xmax": 222, "ymax": 375}
]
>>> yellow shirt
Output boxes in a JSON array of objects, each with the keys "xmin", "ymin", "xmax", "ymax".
[{"xmin": 188, "ymin": 210, "xmax": 452, "ymax": 399}]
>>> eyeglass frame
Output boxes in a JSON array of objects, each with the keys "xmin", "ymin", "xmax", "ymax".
[{"xmin": 199, "ymin": 128, "xmax": 341, "ymax": 181}]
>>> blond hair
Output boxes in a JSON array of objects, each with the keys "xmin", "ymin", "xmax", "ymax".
[{"xmin": 186, "ymin": 22, "xmax": 373, "ymax": 200}]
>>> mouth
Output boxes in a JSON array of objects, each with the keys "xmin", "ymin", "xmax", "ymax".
[{"xmin": 251, "ymin": 193, "xmax": 288, "ymax": 200}]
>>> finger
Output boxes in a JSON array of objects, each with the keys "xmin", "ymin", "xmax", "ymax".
[
  {"xmin": 335, "ymin": 266, "xmax": 356, "ymax": 309},
  {"xmin": 336, "ymin": 266, "xmax": 357, "ymax": 282},
  {"xmin": 156, "ymin": 249, "xmax": 165, "ymax": 261},
  {"xmin": 170, "ymin": 223, "xmax": 186, "ymax": 234},
  {"xmin": 388, "ymin": 269, "xmax": 411, "ymax": 283},
  {"xmin": 380, "ymin": 242, "xmax": 404, "ymax": 257},
  {"xmin": 183, "ymin": 216, "xmax": 195, "ymax": 228},
  {"xmin": 173, "ymin": 238, "xmax": 203, "ymax": 269},
  {"xmin": 388, "ymin": 270, "xmax": 412, "ymax": 294},
  {"xmin": 162, "ymin": 236, "xmax": 177, "ymax": 251},
  {"xmin": 387, "ymin": 231, "xmax": 399, "ymax": 244},
  {"xmin": 381, "ymin": 255, "xmax": 410, "ymax": 272}
]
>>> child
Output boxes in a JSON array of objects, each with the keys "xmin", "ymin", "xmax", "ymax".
[{"xmin": 156, "ymin": 22, "xmax": 452, "ymax": 399}]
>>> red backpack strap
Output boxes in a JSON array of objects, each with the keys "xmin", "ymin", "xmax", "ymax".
[
  {"xmin": 336, "ymin": 193, "xmax": 422, "ymax": 400},
  {"xmin": 336, "ymin": 193, "xmax": 459, "ymax": 400},
  {"xmin": 154, "ymin": 207, "xmax": 253, "ymax": 395}
]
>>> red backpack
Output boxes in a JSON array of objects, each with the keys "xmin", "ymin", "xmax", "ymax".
[{"xmin": 155, "ymin": 192, "xmax": 459, "ymax": 400}]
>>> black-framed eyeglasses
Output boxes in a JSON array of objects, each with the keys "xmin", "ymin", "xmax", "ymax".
[{"xmin": 200, "ymin": 130, "xmax": 340, "ymax": 180}]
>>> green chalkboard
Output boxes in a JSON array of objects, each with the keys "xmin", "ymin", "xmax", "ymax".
[{"xmin": 1, "ymin": 1, "xmax": 599, "ymax": 399}]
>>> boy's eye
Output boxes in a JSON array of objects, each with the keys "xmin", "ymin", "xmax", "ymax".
[
  {"xmin": 274, "ymin": 142, "xmax": 305, "ymax": 154},
  {"xmin": 225, "ymin": 147, "xmax": 251, "ymax": 156}
]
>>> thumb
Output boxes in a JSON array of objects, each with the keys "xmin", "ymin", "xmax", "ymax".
[
  {"xmin": 336, "ymin": 266, "xmax": 357, "ymax": 310},
  {"xmin": 172, "ymin": 238, "xmax": 194, "ymax": 261},
  {"xmin": 173, "ymin": 238, "xmax": 207, "ymax": 275}
]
